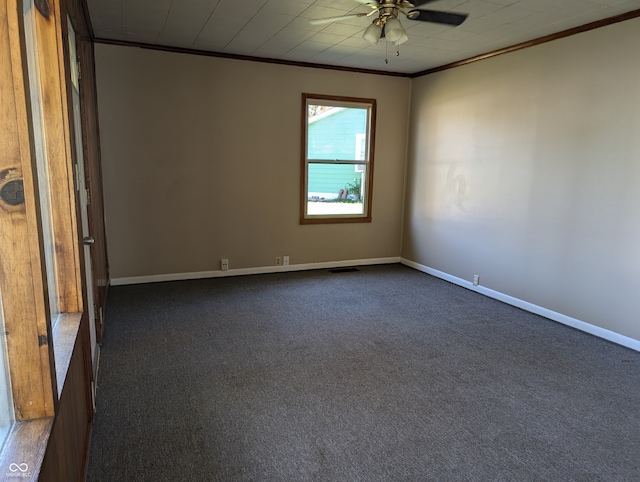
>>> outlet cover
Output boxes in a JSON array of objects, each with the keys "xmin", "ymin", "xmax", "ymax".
[
  {"xmin": 473, "ymin": 274, "xmax": 480, "ymax": 286},
  {"xmin": 283, "ymin": 256, "xmax": 289, "ymax": 266},
  {"xmin": 221, "ymin": 259, "xmax": 229, "ymax": 271}
]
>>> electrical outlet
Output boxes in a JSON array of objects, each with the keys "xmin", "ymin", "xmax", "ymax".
[
  {"xmin": 221, "ymin": 258, "xmax": 229, "ymax": 271},
  {"xmin": 275, "ymin": 256, "xmax": 282, "ymax": 266},
  {"xmin": 283, "ymin": 256, "xmax": 289, "ymax": 266},
  {"xmin": 473, "ymin": 274, "xmax": 480, "ymax": 286}
]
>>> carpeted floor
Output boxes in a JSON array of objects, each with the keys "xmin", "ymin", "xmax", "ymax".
[{"xmin": 87, "ymin": 264, "xmax": 640, "ymax": 481}]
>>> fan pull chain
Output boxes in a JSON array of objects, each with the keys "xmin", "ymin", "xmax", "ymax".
[{"xmin": 384, "ymin": 42, "xmax": 402, "ymax": 64}]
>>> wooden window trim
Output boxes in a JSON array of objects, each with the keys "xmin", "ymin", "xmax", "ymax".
[
  {"xmin": 33, "ymin": 0, "xmax": 83, "ymax": 314},
  {"xmin": 300, "ymin": 93, "xmax": 376, "ymax": 225},
  {"xmin": 1, "ymin": 0, "xmax": 57, "ymax": 421}
]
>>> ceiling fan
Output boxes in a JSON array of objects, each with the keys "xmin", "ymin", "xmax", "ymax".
[{"xmin": 310, "ymin": 0, "xmax": 468, "ymax": 47}]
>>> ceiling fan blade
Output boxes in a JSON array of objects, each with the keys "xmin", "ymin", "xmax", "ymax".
[
  {"xmin": 404, "ymin": 0, "xmax": 440, "ymax": 7},
  {"xmin": 407, "ymin": 10, "xmax": 468, "ymax": 26},
  {"xmin": 309, "ymin": 13, "xmax": 368, "ymax": 25}
]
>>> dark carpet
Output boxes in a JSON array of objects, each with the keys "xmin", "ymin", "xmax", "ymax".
[{"xmin": 87, "ymin": 264, "xmax": 640, "ymax": 481}]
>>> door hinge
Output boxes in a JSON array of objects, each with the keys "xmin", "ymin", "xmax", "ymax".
[
  {"xmin": 74, "ymin": 163, "xmax": 81, "ymax": 192},
  {"xmin": 77, "ymin": 60, "xmax": 82, "ymax": 81},
  {"xmin": 91, "ymin": 381, "xmax": 96, "ymax": 413},
  {"xmin": 85, "ymin": 187, "xmax": 91, "ymax": 205}
]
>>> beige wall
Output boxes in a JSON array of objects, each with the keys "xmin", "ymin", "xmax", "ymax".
[
  {"xmin": 94, "ymin": 44, "xmax": 410, "ymax": 279},
  {"xmin": 96, "ymin": 19, "xmax": 640, "ymax": 342},
  {"xmin": 403, "ymin": 18, "xmax": 640, "ymax": 341}
]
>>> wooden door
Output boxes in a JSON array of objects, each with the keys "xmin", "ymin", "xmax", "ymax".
[
  {"xmin": 77, "ymin": 38, "xmax": 109, "ymax": 345},
  {"xmin": 65, "ymin": 15, "xmax": 109, "ymax": 370}
]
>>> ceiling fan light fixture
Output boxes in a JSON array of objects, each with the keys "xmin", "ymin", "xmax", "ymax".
[
  {"xmin": 395, "ymin": 30, "xmax": 409, "ymax": 45},
  {"xmin": 384, "ymin": 16, "xmax": 405, "ymax": 43},
  {"xmin": 363, "ymin": 20, "xmax": 382, "ymax": 45}
]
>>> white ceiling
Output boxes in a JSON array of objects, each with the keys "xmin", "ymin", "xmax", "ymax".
[{"xmin": 85, "ymin": 0, "xmax": 640, "ymax": 74}]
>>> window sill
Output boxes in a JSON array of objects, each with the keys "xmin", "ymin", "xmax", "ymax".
[
  {"xmin": 0, "ymin": 312, "xmax": 82, "ymax": 480},
  {"xmin": 52, "ymin": 313, "xmax": 83, "ymax": 396},
  {"xmin": 0, "ymin": 418, "xmax": 53, "ymax": 481},
  {"xmin": 300, "ymin": 216, "xmax": 372, "ymax": 224}
]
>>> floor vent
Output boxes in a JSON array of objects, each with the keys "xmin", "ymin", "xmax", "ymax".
[{"xmin": 329, "ymin": 267, "xmax": 360, "ymax": 273}]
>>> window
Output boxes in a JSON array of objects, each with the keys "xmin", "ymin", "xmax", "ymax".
[
  {"xmin": 301, "ymin": 94, "xmax": 376, "ymax": 224},
  {"xmin": 0, "ymin": 291, "xmax": 13, "ymax": 452}
]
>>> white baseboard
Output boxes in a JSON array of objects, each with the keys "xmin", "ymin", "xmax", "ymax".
[
  {"xmin": 110, "ymin": 256, "xmax": 639, "ymax": 352},
  {"xmin": 401, "ymin": 258, "xmax": 640, "ymax": 352},
  {"xmin": 110, "ymin": 257, "xmax": 402, "ymax": 286}
]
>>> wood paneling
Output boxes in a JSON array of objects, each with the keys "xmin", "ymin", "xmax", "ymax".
[{"xmin": 40, "ymin": 315, "xmax": 93, "ymax": 482}]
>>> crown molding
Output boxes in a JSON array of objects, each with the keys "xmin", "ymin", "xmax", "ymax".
[
  {"xmin": 411, "ymin": 9, "xmax": 640, "ymax": 78},
  {"xmin": 92, "ymin": 38, "xmax": 411, "ymax": 78}
]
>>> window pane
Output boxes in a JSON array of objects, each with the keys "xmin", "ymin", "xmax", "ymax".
[
  {"xmin": 307, "ymin": 164, "xmax": 366, "ymax": 216},
  {"xmin": 0, "ymin": 290, "xmax": 14, "ymax": 452},
  {"xmin": 302, "ymin": 94, "xmax": 375, "ymax": 223},
  {"xmin": 307, "ymin": 105, "xmax": 369, "ymax": 161}
]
